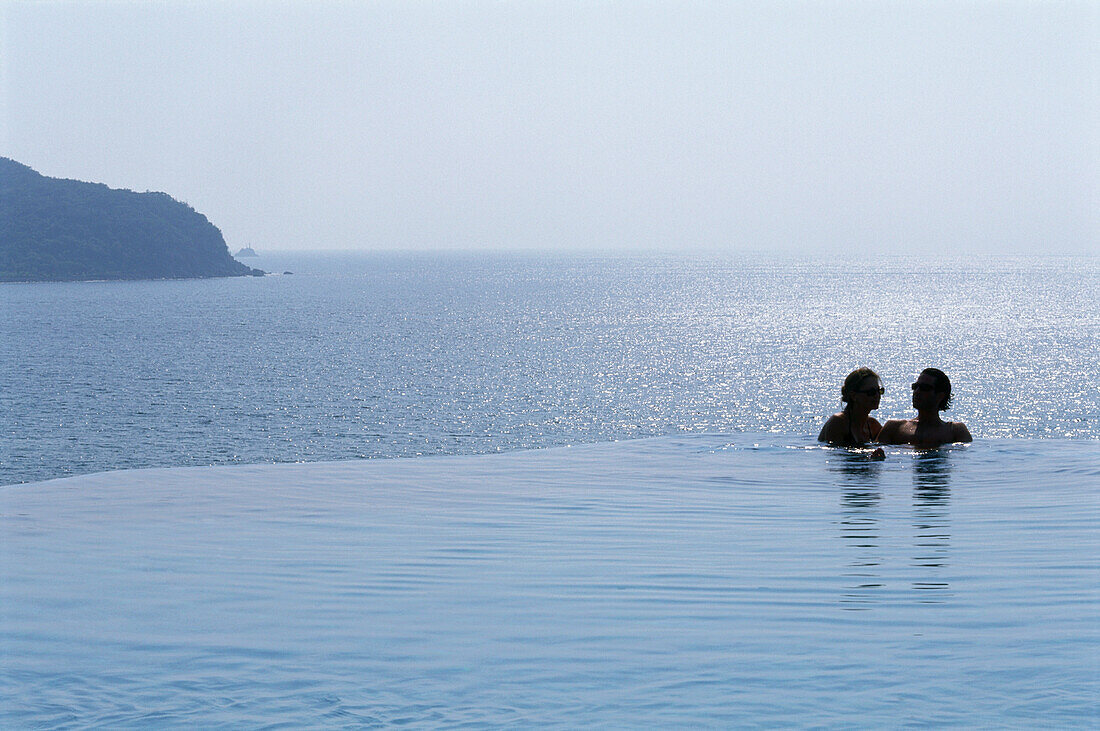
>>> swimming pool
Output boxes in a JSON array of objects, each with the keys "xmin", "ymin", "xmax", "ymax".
[{"xmin": 2, "ymin": 434, "xmax": 1096, "ymax": 726}]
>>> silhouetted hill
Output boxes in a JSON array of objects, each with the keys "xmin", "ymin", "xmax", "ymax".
[{"xmin": 0, "ymin": 158, "xmax": 263, "ymax": 281}]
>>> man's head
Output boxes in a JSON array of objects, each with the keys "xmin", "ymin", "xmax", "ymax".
[{"xmin": 912, "ymin": 368, "xmax": 952, "ymax": 411}]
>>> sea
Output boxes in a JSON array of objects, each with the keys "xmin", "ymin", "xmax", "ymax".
[{"xmin": 1, "ymin": 251, "xmax": 1098, "ymax": 727}]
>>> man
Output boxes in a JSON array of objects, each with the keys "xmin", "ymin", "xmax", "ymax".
[{"xmin": 877, "ymin": 368, "xmax": 972, "ymax": 448}]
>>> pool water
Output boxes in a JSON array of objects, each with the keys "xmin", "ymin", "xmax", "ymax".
[{"xmin": 2, "ymin": 434, "xmax": 1096, "ymax": 727}]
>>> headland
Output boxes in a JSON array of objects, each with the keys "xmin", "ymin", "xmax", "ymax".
[{"xmin": 0, "ymin": 158, "xmax": 263, "ymax": 282}]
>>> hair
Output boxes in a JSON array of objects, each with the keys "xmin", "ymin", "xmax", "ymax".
[
  {"xmin": 841, "ymin": 367, "xmax": 880, "ymax": 405},
  {"xmin": 920, "ymin": 367, "xmax": 952, "ymax": 410}
]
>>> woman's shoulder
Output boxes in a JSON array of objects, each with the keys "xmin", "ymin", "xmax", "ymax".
[
  {"xmin": 820, "ymin": 412, "xmax": 849, "ymax": 430},
  {"xmin": 818, "ymin": 412, "xmax": 850, "ymax": 442},
  {"xmin": 868, "ymin": 416, "xmax": 884, "ymax": 438}
]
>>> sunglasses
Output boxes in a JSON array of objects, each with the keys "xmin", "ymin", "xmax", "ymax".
[
  {"xmin": 854, "ymin": 386, "xmax": 885, "ymax": 396},
  {"xmin": 911, "ymin": 382, "xmax": 940, "ymax": 392}
]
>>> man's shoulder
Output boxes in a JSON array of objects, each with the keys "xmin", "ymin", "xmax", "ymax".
[{"xmin": 950, "ymin": 421, "xmax": 973, "ymax": 442}]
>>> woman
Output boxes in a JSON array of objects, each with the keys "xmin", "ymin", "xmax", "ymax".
[{"xmin": 818, "ymin": 367, "xmax": 884, "ymax": 447}]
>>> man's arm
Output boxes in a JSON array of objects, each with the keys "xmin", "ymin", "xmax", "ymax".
[
  {"xmin": 952, "ymin": 422, "xmax": 973, "ymax": 443},
  {"xmin": 877, "ymin": 419, "xmax": 901, "ymax": 444}
]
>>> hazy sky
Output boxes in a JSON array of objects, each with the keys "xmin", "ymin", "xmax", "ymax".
[{"xmin": 2, "ymin": 1, "xmax": 1096, "ymax": 254}]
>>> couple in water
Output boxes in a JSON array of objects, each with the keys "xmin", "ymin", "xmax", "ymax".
[{"xmin": 819, "ymin": 367, "xmax": 972, "ymax": 450}]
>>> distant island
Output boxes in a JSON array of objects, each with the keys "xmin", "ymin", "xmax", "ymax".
[
  {"xmin": 236, "ymin": 246, "xmax": 258, "ymax": 257},
  {"xmin": 0, "ymin": 157, "xmax": 264, "ymax": 282}
]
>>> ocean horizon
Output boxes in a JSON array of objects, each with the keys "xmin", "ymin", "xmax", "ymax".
[{"xmin": 3, "ymin": 250, "xmax": 1097, "ymax": 486}]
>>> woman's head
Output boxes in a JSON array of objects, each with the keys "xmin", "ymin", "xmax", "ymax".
[{"xmin": 841, "ymin": 367, "xmax": 882, "ymax": 405}]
